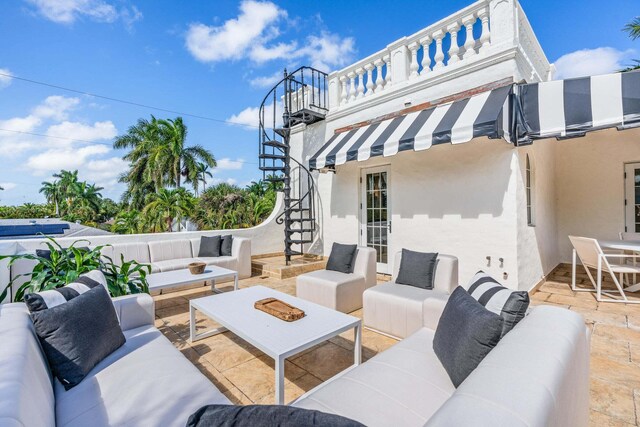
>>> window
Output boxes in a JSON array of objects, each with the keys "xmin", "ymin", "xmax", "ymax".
[{"xmin": 526, "ymin": 154, "xmax": 535, "ymax": 226}]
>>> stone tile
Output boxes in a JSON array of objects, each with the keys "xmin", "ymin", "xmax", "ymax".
[
  {"xmin": 590, "ymin": 335, "xmax": 630, "ymax": 363},
  {"xmin": 530, "ymin": 291, "xmax": 551, "ymax": 302},
  {"xmin": 222, "ymin": 385, "xmax": 253, "ymax": 405},
  {"xmin": 255, "ymin": 373, "xmax": 323, "ymax": 405},
  {"xmin": 538, "ymin": 282, "xmax": 574, "ymax": 296},
  {"xmin": 594, "ymin": 324, "xmax": 640, "ymax": 344},
  {"xmin": 629, "ymin": 343, "xmax": 640, "ymax": 365},
  {"xmin": 590, "ymin": 378, "xmax": 636, "ymax": 424},
  {"xmin": 223, "ymin": 355, "xmax": 307, "ymax": 402},
  {"xmin": 591, "ymin": 355, "xmax": 640, "ymax": 389},
  {"xmin": 548, "ymin": 293, "xmax": 598, "ymax": 309},
  {"xmin": 569, "ymin": 306, "xmax": 627, "ymax": 327},
  {"xmin": 196, "ymin": 333, "xmax": 264, "ymax": 372},
  {"xmin": 291, "ymin": 342, "xmax": 355, "ymax": 381},
  {"xmin": 193, "ymin": 360, "xmax": 235, "ymax": 393},
  {"xmin": 590, "ymin": 410, "xmax": 636, "ymax": 427}
]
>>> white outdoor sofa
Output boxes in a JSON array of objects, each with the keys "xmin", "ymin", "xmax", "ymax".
[
  {"xmin": 294, "ymin": 304, "xmax": 590, "ymax": 427},
  {"xmin": 363, "ymin": 252, "xmax": 458, "ymax": 338},
  {"xmin": 0, "ymin": 293, "xmax": 230, "ymax": 427},
  {"xmin": 296, "ymin": 247, "xmax": 377, "ymax": 313},
  {"xmin": 9, "ymin": 237, "xmax": 252, "ymax": 295}
]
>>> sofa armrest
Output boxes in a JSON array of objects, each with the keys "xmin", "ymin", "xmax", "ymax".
[
  {"xmin": 232, "ymin": 237, "xmax": 252, "ymax": 279},
  {"xmin": 422, "ymin": 292, "xmax": 450, "ymax": 330},
  {"xmin": 112, "ymin": 293, "xmax": 155, "ymax": 331},
  {"xmin": 353, "ymin": 247, "xmax": 377, "ymax": 289}
]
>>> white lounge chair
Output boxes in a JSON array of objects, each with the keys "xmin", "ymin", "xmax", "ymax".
[
  {"xmin": 570, "ymin": 235, "xmax": 640, "ymax": 304},
  {"xmin": 296, "ymin": 247, "xmax": 376, "ymax": 313}
]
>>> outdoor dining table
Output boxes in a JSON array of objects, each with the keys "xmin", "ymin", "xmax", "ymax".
[{"xmin": 599, "ymin": 239, "xmax": 640, "ymax": 293}]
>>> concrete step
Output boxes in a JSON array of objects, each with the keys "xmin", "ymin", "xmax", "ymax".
[{"xmin": 251, "ymin": 253, "xmax": 326, "ymax": 280}]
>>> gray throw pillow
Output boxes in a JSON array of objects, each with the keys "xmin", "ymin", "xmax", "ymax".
[
  {"xmin": 199, "ymin": 236, "xmax": 222, "ymax": 257},
  {"xmin": 24, "ymin": 270, "xmax": 108, "ymax": 312},
  {"xmin": 325, "ymin": 243, "xmax": 358, "ymax": 274},
  {"xmin": 467, "ymin": 271, "xmax": 530, "ymax": 338},
  {"xmin": 30, "ymin": 285, "xmax": 126, "ymax": 390},
  {"xmin": 396, "ymin": 249, "xmax": 438, "ymax": 289},
  {"xmin": 187, "ymin": 404, "xmax": 365, "ymax": 427},
  {"xmin": 221, "ymin": 235, "xmax": 233, "ymax": 256},
  {"xmin": 433, "ymin": 286, "xmax": 504, "ymax": 387}
]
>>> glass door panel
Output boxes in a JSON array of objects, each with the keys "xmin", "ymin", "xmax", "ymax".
[{"xmin": 361, "ymin": 168, "xmax": 390, "ymax": 272}]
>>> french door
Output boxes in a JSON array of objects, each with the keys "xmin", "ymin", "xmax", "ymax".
[
  {"xmin": 625, "ymin": 162, "xmax": 640, "ymax": 235},
  {"xmin": 360, "ymin": 167, "xmax": 391, "ymax": 273}
]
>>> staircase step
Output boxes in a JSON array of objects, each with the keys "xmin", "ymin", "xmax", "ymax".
[
  {"xmin": 259, "ymin": 153, "xmax": 287, "ymax": 161},
  {"xmin": 260, "ymin": 166, "xmax": 286, "ymax": 172},
  {"xmin": 263, "ymin": 140, "xmax": 288, "ymax": 149},
  {"xmin": 274, "ymin": 128, "xmax": 290, "ymax": 138},
  {"xmin": 288, "ymin": 228, "xmax": 314, "ymax": 233},
  {"xmin": 287, "ymin": 239, "xmax": 313, "ymax": 245}
]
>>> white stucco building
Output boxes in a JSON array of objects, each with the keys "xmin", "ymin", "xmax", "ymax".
[{"xmin": 284, "ymin": 0, "xmax": 640, "ymax": 292}]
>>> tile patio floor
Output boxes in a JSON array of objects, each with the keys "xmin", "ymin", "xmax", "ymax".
[{"xmin": 154, "ymin": 263, "xmax": 640, "ymax": 426}]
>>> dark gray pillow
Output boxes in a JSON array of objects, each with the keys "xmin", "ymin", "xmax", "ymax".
[
  {"xmin": 396, "ymin": 249, "xmax": 438, "ymax": 289},
  {"xmin": 187, "ymin": 404, "xmax": 365, "ymax": 427},
  {"xmin": 30, "ymin": 285, "xmax": 125, "ymax": 390},
  {"xmin": 433, "ymin": 286, "xmax": 504, "ymax": 387},
  {"xmin": 221, "ymin": 235, "xmax": 233, "ymax": 257},
  {"xmin": 467, "ymin": 271, "xmax": 530, "ymax": 338},
  {"xmin": 325, "ymin": 243, "xmax": 358, "ymax": 274},
  {"xmin": 199, "ymin": 236, "xmax": 222, "ymax": 257}
]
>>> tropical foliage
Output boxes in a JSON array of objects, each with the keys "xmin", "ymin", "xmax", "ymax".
[
  {"xmin": 622, "ymin": 17, "xmax": 640, "ymax": 71},
  {"xmin": 0, "ymin": 236, "xmax": 150, "ymax": 303}
]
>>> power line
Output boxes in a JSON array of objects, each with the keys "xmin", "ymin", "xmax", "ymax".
[
  {"xmin": 0, "ymin": 127, "xmax": 260, "ymax": 165},
  {"xmin": 0, "ymin": 71, "xmax": 261, "ymax": 129}
]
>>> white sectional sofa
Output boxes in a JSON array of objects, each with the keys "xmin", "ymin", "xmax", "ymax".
[
  {"xmin": 294, "ymin": 305, "xmax": 590, "ymax": 427},
  {"xmin": 296, "ymin": 247, "xmax": 377, "ymax": 313},
  {"xmin": 9, "ymin": 237, "xmax": 252, "ymax": 295},
  {"xmin": 363, "ymin": 252, "xmax": 458, "ymax": 338},
  {"xmin": 0, "ymin": 294, "xmax": 230, "ymax": 427}
]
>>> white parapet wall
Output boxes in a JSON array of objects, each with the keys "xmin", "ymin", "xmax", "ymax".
[{"xmin": 0, "ymin": 193, "xmax": 286, "ymax": 299}]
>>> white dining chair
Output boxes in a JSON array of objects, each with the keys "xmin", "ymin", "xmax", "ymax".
[{"xmin": 570, "ymin": 236, "xmax": 640, "ymax": 304}]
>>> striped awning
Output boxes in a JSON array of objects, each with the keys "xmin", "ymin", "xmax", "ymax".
[
  {"xmin": 516, "ymin": 70, "xmax": 640, "ymax": 144},
  {"xmin": 309, "ymin": 85, "xmax": 513, "ymax": 170}
]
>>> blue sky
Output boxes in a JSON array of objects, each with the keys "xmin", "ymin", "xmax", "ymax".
[{"xmin": 0, "ymin": 0, "xmax": 637, "ymax": 205}]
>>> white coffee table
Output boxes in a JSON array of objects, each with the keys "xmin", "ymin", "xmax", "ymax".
[
  {"xmin": 189, "ymin": 285, "xmax": 362, "ymax": 404},
  {"xmin": 147, "ymin": 266, "xmax": 238, "ymax": 294}
]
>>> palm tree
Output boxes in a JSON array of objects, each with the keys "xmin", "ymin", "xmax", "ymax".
[
  {"xmin": 624, "ymin": 17, "xmax": 640, "ymax": 40},
  {"xmin": 53, "ymin": 170, "xmax": 80, "ymax": 213},
  {"xmin": 153, "ymin": 117, "xmax": 216, "ymax": 189},
  {"xmin": 75, "ymin": 182, "xmax": 104, "ymax": 211},
  {"xmin": 195, "ymin": 162, "xmax": 213, "ymax": 196},
  {"xmin": 112, "ymin": 210, "xmax": 143, "ymax": 234},
  {"xmin": 39, "ymin": 181, "xmax": 61, "ymax": 216},
  {"xmin": 142, "ymin": 187, "xmax": 195, "ymax": 232}
]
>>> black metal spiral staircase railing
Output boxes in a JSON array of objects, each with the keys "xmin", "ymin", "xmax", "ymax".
[{"xmin": 258, "ymin": 67, "xmax": 328, "ymax": 265}]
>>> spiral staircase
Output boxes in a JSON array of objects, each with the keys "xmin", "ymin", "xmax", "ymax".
[{"xmin": 258, "ymin": 67, "xmax": 328, "ymax": 265}]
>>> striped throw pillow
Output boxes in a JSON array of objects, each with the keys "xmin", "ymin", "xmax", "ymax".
[
  {"xmin": 467, "ymin": 271, "xmax": 530, "ymax": 338},
  {"xmin": 24, "ymin": 270, "xmax": 108, "ymax": 313}
]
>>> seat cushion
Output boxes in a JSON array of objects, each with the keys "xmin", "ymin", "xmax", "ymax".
[
  {"xmin": 293, "ymin": 328, "xmax": 455, "ymax": 427},
  {"xmin": 297, "ymin": 270, "xmax": 366, "ymax": 313},
  {"xmin": 153, "ymin": 258, "xmax": 197, "ymax": 272},
  {"xmin": 364, "ymin": 282, "xmax": 448, "ymax": 338},
  {"xmin": 148, "ymin": 240, "xmax": 193, "ymax": 263},
  {"xmin": 54, "ymin": 325, "xmax": 230, "ymax": 427},
  {"xmin": 196, "ymin": 256, "xmax": 236, "ymax": 271}
]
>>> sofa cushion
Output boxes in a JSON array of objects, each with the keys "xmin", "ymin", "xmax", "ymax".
[
  {"xmin": 25, "ymin": 270, "xmax": 107, "ymax": 312},
  {"xmin": 297, "ymin": 270, "xmax": 366, "ymax": 313},
  {"xmin": 467, "ymin": 271, "xmax": 530, "ymax": 338},
  {"xmin": 103, "ymin": 242, "xmax": 152, "ymax": 265},
  {"xmin": 326, "ymin": 243, "xmax": 358, "ymax": 274},
  {"xmin": 148, "ymin": 240, "xmax": 192, "ymax": 263},
  {"xmin": 396, "ymin": 249, "xmax": 438, "ymax": 289},
  {"xmin": 0, "ymin": 304, "xmax": 55, "ymax": 427},
  {"xmin": 221, "ymin": 235, "xmax": 233, "ymax": 257},
  {"xmin": 196, "ymin": 256, "xmax": 236, "ymax": 271},
  {"xmin": 54, "ymin": 324, "xmax": 230, "ymax": 427},
  {"xmin": 31, "ymin": 286, "xmax": 126, "ymax": 390},
  {"xmin": 187, "ymin": 404, "xmax": 364, "ymax": 427},
  {"xmin": 154, "ymin": 258, "xmax": 198, "ymax": 273},
  {"xmin": 293, "ymin": 327, "xmax": 455, "ymax": 426},
  {"xmin": 433, "ymin": 287, "xmax": 504, "ymax": 388},
  {"xmin": 199, "ymin": 236, "xmax": 222, "ymax": 258},
  {"xmin": 363, "ymin": 282, "xmax": 449, "ymax": 338}
]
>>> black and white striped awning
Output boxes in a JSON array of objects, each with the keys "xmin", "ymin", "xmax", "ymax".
[
  {"xmin": 309, "ymin": 85, "xmax": 512, "ymax": 170},
  {"xmin": 517, "ymin": 70, "xmax": 640, "ymax": 143}
]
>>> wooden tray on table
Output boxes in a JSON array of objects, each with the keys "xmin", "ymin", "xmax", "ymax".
[{"xmin": 254, "ymin": 298, "xmax": 305, "ymax": 322}]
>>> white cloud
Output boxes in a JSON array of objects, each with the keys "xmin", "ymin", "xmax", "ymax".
[
  {"xmin": 32, "ymin": 95, "xmax": 80, "ymax": 121},
  {"xmin": 211, "ymin": 177, "xmax": 238, "ymax": 186},
  {"xmin": 46, "ymin": 120, "xmax": 117, "ymax": 144},
  {"xmin": 0, "ymin": 68, "xmax": 13, "ymax": 89},
  {"xmin": 216, "ymin": 158, "xmax": 244, "ymax": 170},
  {"xmin": 0, "ymin": 183, "xmax": 17, "ymax": 191},
  {"xmin": 25, "ymin": 0, "xmax": 142, "ymax": 26},
  {"xmin": 227, "ymin": 102, "xmax": 282, "ymax": 130},
  {"xmin": 27, "ymin": 144, "xmax": 110, "ymax": 174},
  {"xmin": 185, "ymin": 0, "xmax": 285, "ymax": 62},
  {"xmin": 553, "ymin": 47, "xmax": 636, "ymax": 80},
  {"xmin": 84, "ymin": 157, "xmax": 129, "ymax": 188},
  {"xmin": 185, "ymin": 1, "xmax": 355, "ymax": 72},
  {"xmin": 249, "ymin": 71, "xmax": 283, "ymax": 88}
]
